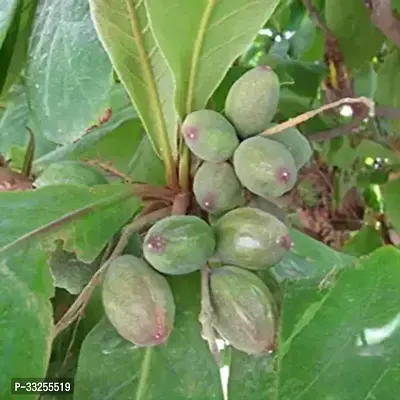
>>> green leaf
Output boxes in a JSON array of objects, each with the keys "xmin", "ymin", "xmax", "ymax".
[
  {"xmin": 343, "ymin": 225, "xmax": 384, "ymax": 256},
  {"xmin": 33, "ymin": 84, "xmax": 139, "ymax": 171},
  {"xmin": 0, "ymin": 184, "xmax": 140, "ymax": 262},
  {"xmin": 0, "ymin": 82, "xmax": 56, "ymax": 158},
  {"xmin": 210, "ymin": 66, "xmax": 248, "ymax": 112},
  {"xmin": 229, "ymin": 246, "xmax": 400, "ymax": 399},
  {"xmin": 74, "ymin": 272, "xmax": 223, "ymax": 400},
  {"xmin": 49, "ymin": 241, "xmax": 100, "ymax": 294},
  {"xmin": 0, "ymin": 0, "xmax": 20, "ymax": 47},
  {"xmin": 272, "ymin": 58, "xmax": 325, "ymax": 98},
  {"xmin": 271, "ymin": 229, "xmax": 354, "ymax": 282},
  {"xmin": 128, "ymin": 135, "xmax": 166, "ymax": 185},
  {"xmin": 290, "ymin": 18, "xmax": 324, "ymax": 62},
  {"xmin": 383, "ymin": 178, "xmax": 400, "ymax": 233},
  {"xmin": 145, "ymin": 0, "xmax": 280, "ymax": 115},
  {"xmin": 26, "ymin": 0, "xmax": 113, "ymax": 144},
  {"xmin": 0, "ymin": 0, "xmax": 38, "ymax": 98},
  {"xmin": 89, "ymin": 0, "xmax": 178, "ymax": 161},
  {"xmin": 325, "ymin": 0, "xmax": 385, "ymax": 69},
  {"xmin": 0, "ymin": 243, "xmax": 54, "ymax": 400},
  {"xmin": 376, "ymin": 49, "xmax": 400, "ymax": 135},
  {"xmin": 0, "ymin": 0, "xmax": 23, "ymax": 95}
]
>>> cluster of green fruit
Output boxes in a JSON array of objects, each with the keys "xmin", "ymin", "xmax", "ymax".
[{"xmin": 102, "ymin": 66, "xmax": 313, "ymax": 355}]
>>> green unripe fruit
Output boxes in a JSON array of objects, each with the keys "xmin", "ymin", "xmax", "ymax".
[
  {"xmin": 210, "ymin": 265, "xmax": 277, "ymax": 355},
  {"xmin": 193, "ymin": 161, "xmax": 245, "ymax": 214},
  {"xmin": 102, "ymin": 255, "xmax": 175, "ymax": 346},
  {"xmin": 143, "ymin": 215, "xmax": 216, "ymax": 275},
  {"xmin": 214, "ymin": 207, "xmax": 292, "ymax": 269},
  {"xmin": 34, "ymin": 161, "xmax": 108, "ymax": 187},
  {"xmin": 233, "ymin": 136, "xmax": 297, "ymax": 198},
  {"xmin": 268, "ymin": 124, "xmax": 312, "ymax": 169},
  {"xmin": 225, "ymin": 66, "xmax": 280, "ymax": 138},
  {"xmin": 248, "ymin": 195, "xmax": 290, "ymax": 226},
  {"xmin": 181, "ymin": 109, "xmax": 239, "ymax": 162}
]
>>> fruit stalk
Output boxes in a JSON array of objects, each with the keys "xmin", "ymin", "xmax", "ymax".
[{"xmin": 199, "ymin": 263, "xmax": 221, "ymax": 365}]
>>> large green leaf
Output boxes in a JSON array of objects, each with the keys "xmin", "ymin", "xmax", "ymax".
[
  {"xmin": 229, "ymin": 246, "xmax": 400, "ymax": 399},
  {"xmin": 383, "ymin": 178, "xmax": 400, "ymax": 234},
  {"xmin": 33, "ymin": 84, "xmax": 139, "ymax": 172},
  {"xmin": 272, "ymin": 229, "xmax": 354, "ymax": 281},
  {"xmin": 74, "ymin": 272, "xmax": 223, "ymax": 400},
  {"xmin": 89, "ymin": 0, "xmax": 178, "ymax": 161},
  {"xmin": 0, "ymin": 82, "xmax": 55, "ymax": 158},
  {"xmin": 325, "ymin": 0, "xmax": 385, "ymax": 69},
  {"xmin": 145, "ymin": 0, "xmax": 280, "ymax": 116},
  {"xmin": 0, "ymin": 243, "xmax": 54, "ymax": 400},
  {"xmin": 0, "ymin": 0, "xmax": 20, "ymax": 47},
  {"xmin": 26, "ymin": 0, "xmax": 113, "ymax": 144},
  {"xmin": 0, "ymin": 184, "xmax": 140, "ymax": 262},
  {"xmin": 342, "ymin": 225, "xmax": 384, "ymax": 257}
]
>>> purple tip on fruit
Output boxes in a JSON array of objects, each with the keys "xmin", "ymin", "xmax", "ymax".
[
  {"xmin": 202, "ymin": 192, "xmax": 216, "ymax": 211},
  {"xmin": 146, "ymin": 234, "xmax": 166, "ymax": 253},
  {"xmin": 277, "ymin": 234, "xmax": 292, "ymax": 250},
  {"xmin": 276, "ymin": 167, "xmax": 291, "ymax": 185},
  {"xmin": 184, "ymin": 126, "xmax": 198, "ymax": 141},
  {"xmin": 152, "ymin": 306, "xmax": 168, "ymax": 344}
]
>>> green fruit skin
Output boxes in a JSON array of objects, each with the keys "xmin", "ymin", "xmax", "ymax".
[
  {"xmin": 214, "ymin": 207, "xmax": 291, "ymax": 269},
  {"xmin": 34, "ymin": 161, "xmax": 108, "ymax": 187},
  {"xmin": 143, "ymin": 216, "xmax": 216, "ymax": 275},
  {"xmin": 233, "ymin": 136, "xmax": 297, "ymax": 197},
  {"xmin": 268, "ymin": 124, "xmax": 312, "ymax": 169},
  {"xmin": 102, "ymin": 255, "xmax": 175, "ymax": 346},
  {"xmin": 224, "ymin": 66, "xmax": 280, "ymax": 138},
  {"xmin": 182, "ymin": 109, "xmax": 239, "ymax": 162},
  {"xmin": 210, "ymin": 265, "xmax": 277, "ymax": 355},
  {"xmin": 193, "ymin": 161, "xmax": 245, "ymax": 214},
  {"xmin": 248, "ymin": 195, "xmax": 290, "ymax": 226}
]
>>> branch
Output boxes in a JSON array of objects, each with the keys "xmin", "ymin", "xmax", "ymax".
[
  {"xmin": 261, "ymin": 97, "xmax": 374, "ymax": 138},
  {"xmin": 309, "ymin": 104, "xmax": 400, "ymax": 141},
  {"xmin": 365, "ymin": 0, "xmax": 400, "ymax": 48}
]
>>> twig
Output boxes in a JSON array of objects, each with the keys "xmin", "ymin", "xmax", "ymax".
[
  {"xmin": 58, "ymin": 313, "xmax": 82, "ymax": 377},
  {"xmin": 54, "ymin": 206, "xmax": 171, "ymax": 337},
  {"xmin": 309, "ymin": 106, "xmax": 369, "ymax": 141},
  {"xmin": 261, "ymin": 97, "xmax": 374, "ymax": 137},
  {"xmin": 83, "ymin": 158, "xmax": 133, "ymax": 183},
  {"xmin": 198, "ymin": 264, "xmax": 221, "ymax": 365},
  {"xmin": 365, "ymin": 0, "xmax": 400, "ymax": 48}
]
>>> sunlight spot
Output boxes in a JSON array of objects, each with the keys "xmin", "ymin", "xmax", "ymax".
[
  {"xmin": 340, "ymin": 105, "xmax": 353, "ymax": 117},
  {"xmin": 284, "ymin": 30, "xmax": 296, "ymax": 39},
  {"xmin": 259, "ymin": 28, "xmax": 273, "ymax": 37}
]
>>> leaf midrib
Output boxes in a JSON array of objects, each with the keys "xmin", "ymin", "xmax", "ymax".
[{"xmin": 185, "ymin": 0, "xmax": 216, "ymax": 114}]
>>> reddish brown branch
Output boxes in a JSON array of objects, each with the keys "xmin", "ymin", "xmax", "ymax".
[{"xmin": 365, "ymin": 0, "xmax": 400, "ymax": 48}]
